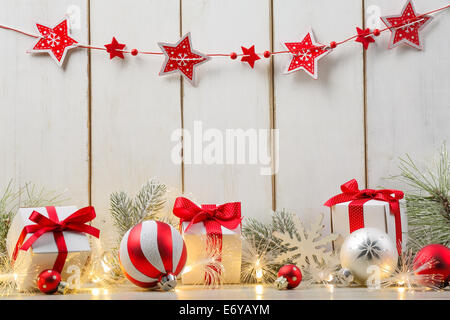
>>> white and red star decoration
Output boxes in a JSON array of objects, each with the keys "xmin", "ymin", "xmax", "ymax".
[
  {"xmin": 283, "ymin": 29, "xmax": 331, "ymax": 79},
  {"xmin": 3, "ymin": 1, "xmax": 448, "ymax": 81},
  {"xmin": 158, "ymin": 33, "xmax": 210, "ymax": 85},
  {"xmin": 30, "ymin": 18, "xmax": 78, "ymax": 67},
  {"xmin": 104, "ymin": 37, "xmax": 126, "ymax": 60},
  {"xmin": 381, "ymin": 0, "xmax": 433, "ymax": 50},
  {"xmin": 241, "ymin": 45, "xmax": 260, "ymax": 68}
]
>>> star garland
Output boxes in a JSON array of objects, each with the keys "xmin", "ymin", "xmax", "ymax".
[{"xmin": 0, "ymin": 0, "xmax": 448, "ymax": 84}]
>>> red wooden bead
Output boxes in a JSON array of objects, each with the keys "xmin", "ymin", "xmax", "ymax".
[
  {"xmin": 329, "ymin": 41, "xmax": 337, "ymax": 49},
  {"xmin": 230, "ymin": 52, "xmax": 237, "ymax": 60},
  {"xmin": 263, "ymin": 51, "xmax": 271, "ymax": 58},
  {"xmin": 131, "ymin": 49, "xmax": 138, "ymax": 56},
  {"xmin": 373, "ymin": 29, "xmax": 380, "ymax": 36}
]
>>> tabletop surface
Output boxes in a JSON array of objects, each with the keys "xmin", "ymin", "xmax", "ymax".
[{"xmin": 6, "ymin": 284, "xmax": 450, "ymax": 300}]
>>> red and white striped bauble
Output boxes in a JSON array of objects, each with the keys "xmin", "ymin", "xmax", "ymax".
[{"xmin": 119, "ymin": 220, "xmax": 187, "ymax": 289}]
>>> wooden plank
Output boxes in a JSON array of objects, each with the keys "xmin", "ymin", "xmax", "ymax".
[
  {"xmin": 273, "ymin": 0, "xmax": 366, "ymax": 226},
  {"xmin": 181, "ymin": 0, "xmax": 273, "ymax": 220},
  {"xmin": 366, "ymin": 0, "xmax": 450, "ymax": 190},
  {"xmin": 90, "ymin": 0, "xmax": 181, "ymax": 240},
  {"xmin": 0, "ymin": 0, "xmax": 89, "ymax": 205}
]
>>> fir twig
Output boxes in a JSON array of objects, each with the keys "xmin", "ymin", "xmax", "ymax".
[
  {"xmin": 110, "ymin": 178, "xmax": 167, "ymax": 240},
  {"xmin": 393, "ymin": 144, "xmax": 450, "ymax": 251}
]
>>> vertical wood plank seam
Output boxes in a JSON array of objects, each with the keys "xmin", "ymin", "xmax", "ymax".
[
  {"xmin": 269, "ymin": 0, "xmax": 276, "ymax": 211},
  {"xmin": 180, "ymin": 0, "xmax": 185, "ymax": 193},
  {"xmin": 362, "ymin": 0, "xmax": 368, "ymax": 189},
  {"xmin": 87, "ymin": 0, "xmax": 93, "ymax": 205}
]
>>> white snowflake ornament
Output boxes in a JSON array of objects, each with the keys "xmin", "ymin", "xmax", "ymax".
[{"xmin": 273, "ymin": 213, "xmax": 338, "ymax": 268}]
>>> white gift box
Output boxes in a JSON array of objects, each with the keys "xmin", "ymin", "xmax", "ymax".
[
  {"xmin": 328, "ymin": 199, "xmax": 408, "ymax": 252},
  {"xmin": 6, "ymin": 206, "xmax": 91, "ymax": 291},
  {"xmin": 181, "ymin": 221, "xmax": 242, "ymax": 284}
]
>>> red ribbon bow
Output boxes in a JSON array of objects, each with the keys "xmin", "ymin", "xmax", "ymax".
[
  {"xmin": 173, "ymin": 197, "xmax": 241, "ymax": 283},
  {"xmin": 12, "ymin": 206, "xmax": 100, "ymax": 273},
  {"xmin": 173, "ymin": 197, "xmax": 242, "ymax": 234},
  {"xmin": 324, "ymin": 179, "xmax": 404, "ymax": 254}
]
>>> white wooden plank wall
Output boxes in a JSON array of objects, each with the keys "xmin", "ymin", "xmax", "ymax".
[
  {"xmin": 273, "ymin": 0, "xmax": 365, "ymax": 228},
  {"xmin": 1, "ymin": 0, "xmax": 449, "ymax": 242},
  {"xmin": 366, "ymin": 0, "xmax": 450, "ymax": 191},
  {"xmin": 182, "ymin": 0, "xmax": 273, "ymax": 221},
  {"xmin": 0, "ymin": 0, "xmax": 89, "ymax": 206},
  {"xmin": 90, "ymin": 0, "xmax": 181, "ymax": 242}
]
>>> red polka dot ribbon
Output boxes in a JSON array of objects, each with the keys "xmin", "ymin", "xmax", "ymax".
[{"xmin": 324, "ymin": 179, "xmax": 404, "ymax": 254}]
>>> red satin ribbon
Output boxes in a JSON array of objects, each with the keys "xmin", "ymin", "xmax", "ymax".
[
  {"xmin": 12, "ymin": 206, "xmax": 100, "ymax": 273},
  {"xmin": 173, "ymin": 197, "xmax": 241, "ymax": 283},
  {"xmin": 324, "ymin": 179, "xmax": 404, "ymax": 254}
]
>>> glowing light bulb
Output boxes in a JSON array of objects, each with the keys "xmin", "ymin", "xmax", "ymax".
[
  {"xmin": 182, "ymin": 266, "xmax": 192, "ymax": 274},
  {"xmin": 255, "ymin": 284, "xmax": 264, "ymax": 295},
  {"xmin": 101, "ymin": 259, "xmax": 111, "ymax": 273},
  {"xmin": 255, "ymin": 268, "xmax": 263, "ymax": 280},
  {"xmin": 91, "ymin": 288, "xmax": 100, "ymax": 296}
]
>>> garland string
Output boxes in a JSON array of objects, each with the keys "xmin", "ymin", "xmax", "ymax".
[{"xmin": 0, "ymin": 4, "xmax": 448, "ymax": 59}]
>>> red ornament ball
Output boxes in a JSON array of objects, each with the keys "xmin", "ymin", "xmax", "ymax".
[
  {"xmin": 329, "ymin": 41, "xmax": 337, "ymax": 49},
  {"xmin": 263, "ymin": 51, "xmax": 271, "ymax": 58},
  {"xmin": 37, "ymin": 269, "xmax": 61, "ymax": 294},
  {"xmin": 373, "ymin": 29, "xmax": 381, "ymax": 36},
  {"xmin": 414, "ymin": 244, "xmax": 450, "ymax": 288},
  {"xmin": 119, "ymin": 221, "xmax": 187, "ymax": 290},
  {"xmin": 131, "ymin": 49, "xmax": 138, "ymax": 56},
  {"xmin": 277, "ymin": 264, "xmax": 302, "ymax": 289},
  {"xmin": 230, "ymin": 52, "xmax": 237, "ymax": 60}
]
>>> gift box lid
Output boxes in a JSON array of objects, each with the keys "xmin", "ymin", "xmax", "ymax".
[
  {"xmin": 6, "ymin": 206, "xmax": 91, "ymax": 257},
  {"xmin": 181, "ymin": 221, "xmax": 241, "ymax": 235}
]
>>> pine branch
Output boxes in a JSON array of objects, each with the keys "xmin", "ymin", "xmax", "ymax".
[
  {"xmin": 393, "ymin": 144, "xmax": 450, "ymax": 251},
  {"xmin": 0, "ymin": 181, "xmax": 66, "ymax": 271},
  {"xmin": 109, "ymin": 178, "xmax": 167, "ymax": 240}
]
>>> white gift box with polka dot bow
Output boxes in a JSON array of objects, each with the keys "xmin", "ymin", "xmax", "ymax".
[
  {"xmin": 180, "ymin": 221, "xmax": 242, "ymax": 285},
  {"xmin": 328, "ymin": 200, "xmax": 408, "ymax": 252}
]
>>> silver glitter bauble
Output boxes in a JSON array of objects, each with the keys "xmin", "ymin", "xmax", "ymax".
[
  {"xmin": 337, "ymin": 268, "xmax": 354, "ymax": 286},
  {"xmin": 340, "ymin": 228, "xmax": 398, "ymax": 285}
]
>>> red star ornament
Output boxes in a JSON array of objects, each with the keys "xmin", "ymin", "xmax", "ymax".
[
  {"xmin": 158, "ymin": 33, "xmax": 210, "ymax": 86},
  {"xmin": 105, "ymin": 37, "xmax": 126, "ymax": 60},
  {"xmin": 241, "ymin": 45, "xmax": 260, "ymax": 68},
  {"xmin": 355, "ymin": 27, "xmax": 375, "ymax": 50},
  {"xmin": 30, "ymin": 18, "xmax": 78, "ymax": 67},
  {"xmin": 283, "ymin": 28, "xmax": 331, "ymax": 79},
  {"xmin": 381, "ymin": 0, "xmax": 433, "ymax": 50}
]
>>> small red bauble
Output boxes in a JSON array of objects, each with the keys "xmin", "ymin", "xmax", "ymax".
[
  {"xmin": 414, "ymin": 244, "xmax": 450, "ymax": 288},
  {"xmin": 373, "ymin": 29, "xmax": 380, "ymax": 36},
  {"xmin": 131, "ymin": 49, "xmax": 138, "ymax": 56},
  {"xmin": 37, "ymin": 269, "xmax": 61, "ymax": 294},
  {"xmin": 276, "ymin": 264, "xmax": 302, "ymax": 289},
  {"xmin": 263, "ymin": 51, "xmax": 271, "ymax": 58},
  {"xmin": 230, "ymin": 52, "xmax": 237, "ymax": 60},
  {"xmin": 329, "ymin": 41, "xmax": 337, "ymax": 49}
]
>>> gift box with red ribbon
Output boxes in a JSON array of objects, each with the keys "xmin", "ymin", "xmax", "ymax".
[
  {"xmin": 173, "ymin": 197, "xmax": 242, "ymax": 284},
  {"xmin": 6, "ymin": 206, "xmax": 100, "ymax": 291},
  {"xmin": 324, "ymin": 179, "xmax": 408, "ymax": 254}
]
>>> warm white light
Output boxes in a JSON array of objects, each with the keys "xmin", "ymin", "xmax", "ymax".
[
  {"xmin": 182, "ymin": 266, "xmax": 192, "ymax": 274},
  {"xmin": 101, "ymin": 258, "xmax": 111, "ymax": 273},
  {"xmin": 255, "ymin": 284, "xmax": 264, "ymax": 295},
  {"xmin": 255, "ymin": 268, "xmax": 263, "ymax": 280},
  {"xmin": 91, "ymin": 288, "xmax": 100, "ymax": 296}
]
